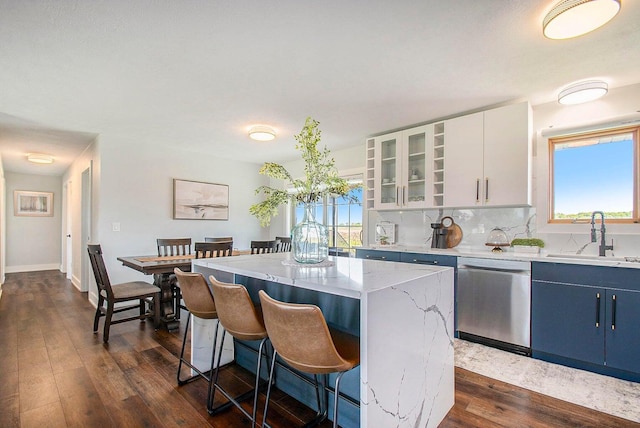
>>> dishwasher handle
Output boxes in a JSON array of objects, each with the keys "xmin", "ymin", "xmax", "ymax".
[{"xmin": 458, "ymin": 257, "xmax": 530, "ymax": 274}]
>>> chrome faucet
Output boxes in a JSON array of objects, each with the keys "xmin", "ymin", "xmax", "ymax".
[{"xmin": 591, "ymin": 211, "xmax": 614, "ymax": 256}]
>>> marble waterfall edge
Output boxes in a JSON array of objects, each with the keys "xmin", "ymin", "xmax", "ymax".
[{"xmin": 361, "ymin": 268, "xmax": 455, "ymax": 427}]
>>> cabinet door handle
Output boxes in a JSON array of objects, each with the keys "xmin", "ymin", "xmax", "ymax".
[
  {"xmin": 366, "ymin": 255, "xmax": 387, "ymax": 261},
  {"xmin": 412, "ymin": 259, "xmax": 439, "ymax": 265},
  {"xmin": 595, "ymin": 292, "xmax": 601, "ymax": 327},
  {"xmin": 485, "ymin": 178, "xmax": 489, "ymax": 202},
  {"xmin": 403, "ymin": 186, "xmax": 406, "ymax": 205},
  {"xmin": 476, "ymin": 179, "xmax": 480, "ymax": 202},
  {"xmin": 611, "ymin": 294, "xmax": 617, "ymax": 330},
  {"xmin": 396, "ymin": 186, "xmax": 400, "ymax": 206}
]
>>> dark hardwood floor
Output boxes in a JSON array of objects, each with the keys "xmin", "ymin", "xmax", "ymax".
[{"xmin": 1, "ymin": 270, "xmax": 637, "ymax": 427}]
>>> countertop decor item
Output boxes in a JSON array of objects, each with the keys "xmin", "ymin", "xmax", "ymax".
[
  {"xmin": 250, "ymin": 117, "xmax": 359, "ymax": 263},
  {"xmin": 441, "ymin": 216, "xmax": 463, "ymax": 248},
  {"xmin": 511, "ymin": 238, "xmax": 545, "ymax": 254},
  {"xmin": 485, "ymin": 227, "xmax": 510, "ymax": 252}
]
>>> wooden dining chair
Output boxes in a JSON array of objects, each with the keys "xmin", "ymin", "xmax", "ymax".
[
  {"xmin": 157, "ymin": 238, "xmax": 192, "ymax": 257},
  {"xmin": 157, "ymin": 238, "xmax": 192, "ymax": 319},
  {"xmin": 195, "ymin": 241, "xmax": 233, "ymax": 258},
  {"xmin": 204, "ymin": 236, "xmax": 234, "ymax": 246},
  {"xmin": 250, "ymin": 239, "xmax": 280, "ymax": 254},
  {"xmin": 87, "ymin": 244, "xmax": 161, "ymax": 343},
  {"xmin": 174, "ymin": 241, "xmax": 234, "ymax": 317},
  {"xmin": 275, "ymin": 236, "xmax": 292, "ymax": 252}
]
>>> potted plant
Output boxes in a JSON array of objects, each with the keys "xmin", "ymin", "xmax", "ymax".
[
  {"xmin": 510, "ymin": 238, "xmax": 545, "ymax": 254},
  {"xmin": 249, "ymin": 117, "xmax": 358, "ymax": 264}
]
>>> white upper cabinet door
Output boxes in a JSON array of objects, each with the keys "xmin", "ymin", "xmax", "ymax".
[
  {"xmin": 483, "ymin": 101, "xmax": 532, "ymax": 206},
  {"xmin": 402, "ymin": 124, "xmax": 433, "ymax": 209},
  {"xmin": 443, "ymin": 112, "xmax": 484, "ymax": 207},
  {"xmin": 374, "ymin": 132, "xmax": 403, "ymax": 209}
]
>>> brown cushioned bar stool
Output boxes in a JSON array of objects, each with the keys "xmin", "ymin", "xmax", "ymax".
[
  {"xmin": 209, "ymin": 275, "xmax": 270, "ymax": 426},
  {"xmin": 258, "ymin": 290, "xmax": 360, "ymax": 428},
  {"xmin": 174, "ymin": 268, "xmax": 220, "ymax": 414}
]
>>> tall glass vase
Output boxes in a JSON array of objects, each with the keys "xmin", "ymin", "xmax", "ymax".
[{"xmin": 292, "ymin": 203, "xmax": 329, "ymax": 264}]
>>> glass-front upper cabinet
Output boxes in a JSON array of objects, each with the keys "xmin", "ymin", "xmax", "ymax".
[
  {"xmin": 372, "ymin": 125, "xmax": 434, "ymax": 210},
  {"xmin": 402, "ymin": 125, "xmax": 432, "ymax": 209},
  {"xmin": 375, "ymin": 132, "xmax": 402, "ymax": 209}
]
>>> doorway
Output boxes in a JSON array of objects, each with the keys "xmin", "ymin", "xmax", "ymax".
[
  {"xmin": 80, "ymin": 166, "xmax": 92, "ymax": 292},
  {"xmin": 63, "ymin": 180, "xmax": 72, "ymax": 280}
]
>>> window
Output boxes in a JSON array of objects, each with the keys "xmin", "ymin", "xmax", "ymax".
[
  {"xmin": 291, "ymin": 175, "xmax": 363, "ymax": 256},
  {"xmin": 549, "ymin": 126, "xmax": 639, "ymax": 223}
]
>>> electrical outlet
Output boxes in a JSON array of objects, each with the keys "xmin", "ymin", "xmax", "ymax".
[{"xmin": 112, "ymin": 222, "xmax": 120, "ymax": 232}]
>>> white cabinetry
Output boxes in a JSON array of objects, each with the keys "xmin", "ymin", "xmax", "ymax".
[
  {"xmin": 444, "ymin": 101, "xmax": 532, "ymax": 207},
  {"xmin": 372, "ymin": 125, "xmax": 434, "ymax": 210}
]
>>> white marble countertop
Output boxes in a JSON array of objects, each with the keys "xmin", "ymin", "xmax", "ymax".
[
  {"xmin": 358, "ymin": 245, "xmax": 640, "ymax": 269},
  {"xmin": 193, "ymin": 252, "xmax": 452, "ymax": 299}
]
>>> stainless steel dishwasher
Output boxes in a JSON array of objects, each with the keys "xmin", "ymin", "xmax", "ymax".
[{"xmin": 457, "ymin": 257, "xmax": 531, "ymax": 355}]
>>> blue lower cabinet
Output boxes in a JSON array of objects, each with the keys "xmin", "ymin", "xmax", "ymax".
[
  {"xmin": 532, "ymin": 280, "xmax": 605, "ymax": 365},
  {"xmin": 532, "ymin": 262, "xmax": 640, "ymax": 381},
  {"xmin": 354, "ymin": 249, "xmax": 400, "ymax": 262},
  {"xmin": 605, "ymin": 288, "xmax": 640, "ymax": 374}
]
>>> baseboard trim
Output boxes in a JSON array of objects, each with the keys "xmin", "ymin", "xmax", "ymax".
[
  {"xmin": 71, "ymin": 274, "xmax": 83, "ymax": 291},
  {"xmin": 5, "ymin": 264, "xmax": 61, "ymax": 273}
]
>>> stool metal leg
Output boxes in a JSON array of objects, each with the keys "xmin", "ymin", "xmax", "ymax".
[
  {"xmin": 332, "ymin": 371, "xmax": 347, "ymax": 428},
  {"xmin": 210, "ymin": 332, "xmax": 270, "ymax": 426},
  {"xmin": 262, "ymin": 349, "xmax": 278, "ymax": 428}
]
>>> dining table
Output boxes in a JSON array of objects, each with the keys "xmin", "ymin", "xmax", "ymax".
[
  {"xmin": 117, "ymin": 254, "xmax": 194, "ymax": 330},
  {"xmin": 117, "ymin": 250, "xmax": 253, "ymax": 331}
]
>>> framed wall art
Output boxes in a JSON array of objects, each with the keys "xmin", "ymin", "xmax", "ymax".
[
  {"xmin": 173, "ymin": 179, "xmax": 229, "ymax": 220},
  {"xmin": 14, "ymin": 190, "xmax": 54, "ymax": 217}
]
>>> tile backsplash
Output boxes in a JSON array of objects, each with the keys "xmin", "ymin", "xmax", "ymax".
[{"xmin": 368, "ymin": 207, "xmax": 640, "ymax": 257}]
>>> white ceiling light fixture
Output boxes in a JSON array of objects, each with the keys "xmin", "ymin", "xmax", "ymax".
[
  {"xmin": 543, "ymin": 0, "xmax": 621, "ymax": 40},
  {"xmin": 558, "ymin": 80, "xmax": 608, "ymax": 105},
  {"xmin": 248, "ymin": 125, "xmax": 276, "ymax": 141},
  {"xmin": 27, "ymin": 153, "xmax": 55, "ymax": 164}
]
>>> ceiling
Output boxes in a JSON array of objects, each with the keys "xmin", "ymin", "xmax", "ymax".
[{"xmin": 1, "ymin": 1, "xmax": 639, "ymax": 176}]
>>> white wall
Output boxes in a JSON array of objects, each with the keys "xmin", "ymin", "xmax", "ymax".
[
  {"xmin": 93, "ymin": 135, "xmax": 269, "ymax": 290},
  {"xmin": 62, "ymin": 139, "xmax": 98, "ymax": 290},
  {"xmin": 5, "ymin": 171, "xmax": 62, "ymax": 272}
]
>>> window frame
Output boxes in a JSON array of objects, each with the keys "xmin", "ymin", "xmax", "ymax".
[{"xmin": 548, "ymin": 125, "xmax": 640, "ymax": 224}]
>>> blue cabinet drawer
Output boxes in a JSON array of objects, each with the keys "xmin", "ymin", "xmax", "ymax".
[
  {"xmin": 532, "ymin": 262, "xmax": 640, "ymax": 291},
  {"xmin": 400, "ymin": 252, "xmax": 457, "ymax": 268},
  {"xmin": 355, "ymin": 249, "xmax": 400, "ymax": 262}
]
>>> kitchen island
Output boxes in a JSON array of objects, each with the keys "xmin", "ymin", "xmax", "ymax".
[{"xmin": 193, "ymin": 252, "xmax": 454, "ymax": 428}]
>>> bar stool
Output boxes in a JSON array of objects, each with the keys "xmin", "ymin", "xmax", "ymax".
[
  {"xmin": 209, "ymin": 275, "xmax": 270, "ymax": 426},
  {"xmin": 258, "ymin": 290, "xmax": 360, "ymax": 428},
  {"xmin": 173, "ymin": 268, "xmax": 220, "ymax": 414}
]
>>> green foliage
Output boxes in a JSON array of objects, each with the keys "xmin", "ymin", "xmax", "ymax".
[
  {"xmin": 555, "ymin": 211, "xmax": 631, "ymax": 219},
  {"xmin": 511, "ymin": 238, "xmax": 545, "ymax": 248},
  {"xmin": 250, "ymin": 117, "xmax": 360, "ymax": 227}
]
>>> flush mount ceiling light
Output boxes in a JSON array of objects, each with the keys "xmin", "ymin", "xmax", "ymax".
[
  {"xmin": 248, "ymin": 125, "xmax": 276, "ymax": 141},
  {"xmin": 27, "ymin": 153, "xmax": 54, "ymax": 164},
  {"xmin": 543, "ymin": 0, "xmax": 621, "ymax": 40},
  {"xmin": 558, "ymin": 80, "xmax": 608, "ymax": 105}
]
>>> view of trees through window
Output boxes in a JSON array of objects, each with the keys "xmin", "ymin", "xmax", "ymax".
[{"xmin": 550, "ymin": 126, "xmax": 638, "ymax": 222}]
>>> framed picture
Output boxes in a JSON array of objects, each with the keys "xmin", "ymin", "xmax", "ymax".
[
  {"xmin": 14, "ymin": 190, "xmax": 54, "ymax": 217},
  {"xmin": 173, "ymin": 179, "xmax": 229, "ymax": 220}
]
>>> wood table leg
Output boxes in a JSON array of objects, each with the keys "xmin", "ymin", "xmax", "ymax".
[{"xmin": 153, "ymin": 273, "xmax": 180, "ymax": 331}]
